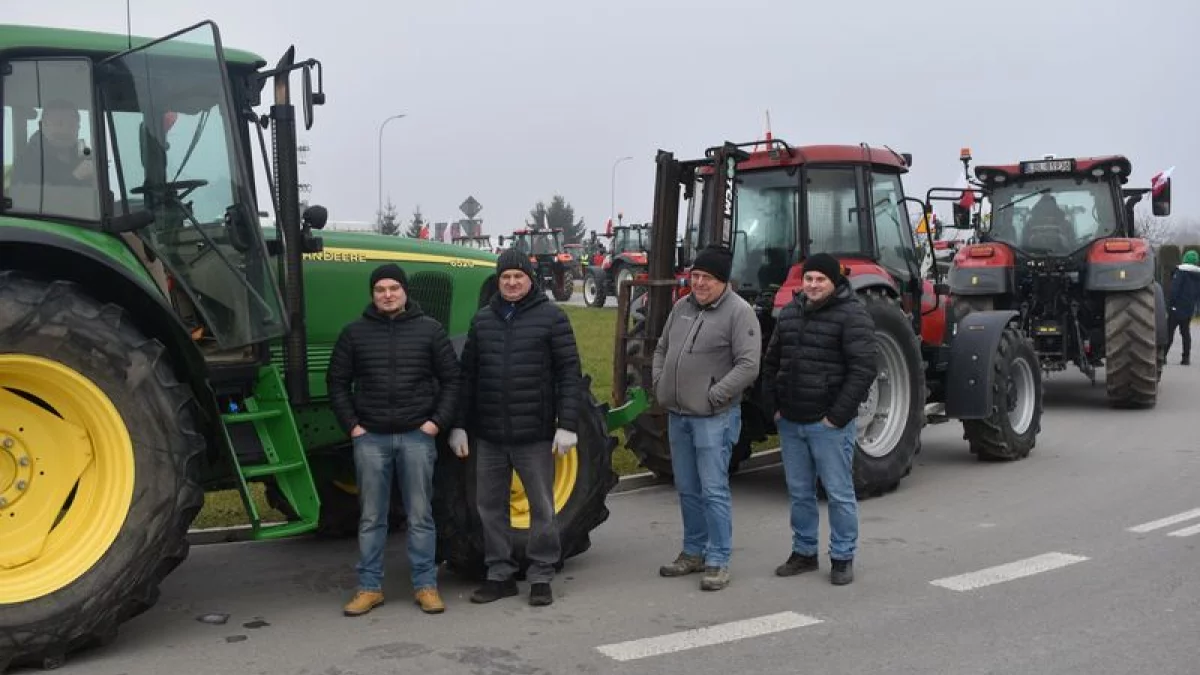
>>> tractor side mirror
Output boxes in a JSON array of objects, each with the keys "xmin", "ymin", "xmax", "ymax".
[
  {"xmin": 1152, "ymin": 178, "xmax": 1172, "ymax": 217},
  {"xmin": 951, "ymin": 202, "xmax": 972, "ymax": 228}
]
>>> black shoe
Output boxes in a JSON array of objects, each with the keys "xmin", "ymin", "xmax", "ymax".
[
  {"xmin": 1182, "ymin": 356, "xmax": 1190, "ymax": 365},
  {"xmin": 775, "ymin": 552, "xmax": 819, "ymax": 577},
  {"xmin": 830, "ymin": 558, "xmax": 854, "ymax": 586},
  {"xmin": 470, "ymin": 579, "xmax": 519, "ymax": 604},
  {"xmin": 529, "ymin": 582, "xmax": 553, "ymax": 606}
]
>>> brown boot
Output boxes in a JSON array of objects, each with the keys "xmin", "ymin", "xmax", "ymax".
[
  {"xmin": 343, "ymin": 590, "xmax": 384, "ymax": 617},
  {"xmin": 414, "ymin": 587, "xmax": 445, "ymax": 614}
]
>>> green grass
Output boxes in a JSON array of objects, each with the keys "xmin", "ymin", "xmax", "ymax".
[{"xmin": 193, "ymin": 303, "xmax": 777, "ymax": 529}]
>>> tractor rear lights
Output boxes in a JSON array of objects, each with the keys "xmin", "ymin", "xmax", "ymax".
[
  {"xmin": 968, "ymin": 245, "xmax": 996, "ymax": 258},
  {"xmin": 1104, "ymin": 240, "xmax": 1133, "ymax": 253}
]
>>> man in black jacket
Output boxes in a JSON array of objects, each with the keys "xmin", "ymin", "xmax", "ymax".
[
  {"xmin": 326, "ymin": 263, "xmax": 461, "ymax": 617},
  {"xmin": 762, "ymin": 253, "xmax": 877, "ymax": 586},
  {"xmin": 449, "ymin": 248, "xmax": 583, "ymax": 607}
]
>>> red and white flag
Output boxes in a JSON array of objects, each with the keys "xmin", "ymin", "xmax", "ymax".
[{"xmin": 1151, "ymin": 166, "xmax": 1175, "ymax": 197}]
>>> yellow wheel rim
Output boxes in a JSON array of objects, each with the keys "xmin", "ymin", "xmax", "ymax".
[
  {"xmin": 0, "ymin": 354, "xmax": 135, "ymax": 604},
  {"xmin": 509, "ymin": 446, "xmax": 578, "ymax": 529}
]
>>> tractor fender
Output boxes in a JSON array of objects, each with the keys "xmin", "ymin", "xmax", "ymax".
[
  {"xmin": 847, "ymin": 273, "xmax": 899, "ymax": 295},
  {"xmin": 1084, "ymin": 238, "xmax": 1157, "ymax": 292},
  {"xmin": 947, "ymin": 243, "xmax": 1014, "ymax": 296},
  {"xmin": 943, "ymin": 309, "xmax": 1020, "ymax": 419},
  {"xmin": 0, "ymin": 227, "xmax": 222, "ymax": 459}
]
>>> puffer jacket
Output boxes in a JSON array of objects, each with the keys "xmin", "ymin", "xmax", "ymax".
[
  {"xmin": 326, "ymin": 300, "xmax": 461, "ymax": 434},
  {"xmin": 458, "ymin": 288, "xmax": 582, "ymax": 444},
  {"xmin": 762, "ymin": 282, "xmax": 878, "ymax": 428}
]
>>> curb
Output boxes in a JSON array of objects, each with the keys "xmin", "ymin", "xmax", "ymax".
[{"xmin": 186, "ymin": 447, "xmax": 783, "ymax": 547}]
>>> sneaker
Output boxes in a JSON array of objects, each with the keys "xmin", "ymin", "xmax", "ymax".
[
  {"xmin": 700, "ymin": 566, "xmax": 731, "ymax": 591},
  {"xmin": 830, "ymin": 558, "xmax": 854, "ymax": 586},
  {"xmin": 529, "ymin": 582, "xmax": 553, "ymax": 607},
  {"xmin": 775, "ymin": 552, "xmax": 819, "ymax": 577},
  {"xmin": 469, "ymin": 579, "xmax": 519, "ymax": 604},
  {"xmin": 659, "ymin": 552, "xmax": 706, "ymax": 577},
  {"xmin": 343, "ymin": 590, "xmax": 384, "ymax": 616},
  {"xmin": 414, "ymin": 587, "xmax": 445, "ymax": 614}
]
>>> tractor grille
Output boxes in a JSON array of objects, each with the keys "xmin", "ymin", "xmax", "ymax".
[{"xmin": 408, "ymin": 271, "xmax": 454, "ymax": 327}]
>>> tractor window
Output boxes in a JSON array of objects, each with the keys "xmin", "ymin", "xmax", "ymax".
[
  {"xmin": 2, "ymin": 58, "xmax": 102, "ymax": 222},
  {"xmin": 806, "ymin": 168, "xmax": 868, "ymax": 257},
  {"xmin": 988, "ymin": 178, "xmax": 1118, "ymax": 256},
  {"xmin": 870, "ymin": 171, "xmax": 918, "ymax": 280},
  {"xmin": 730, "ymin": 168, "xmax": 798, "ymax": 290}
]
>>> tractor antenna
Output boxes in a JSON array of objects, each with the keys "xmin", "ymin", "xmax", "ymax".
[{"xmin": 125, "ymin": 0, "xmax": 133, "ymax": 49}]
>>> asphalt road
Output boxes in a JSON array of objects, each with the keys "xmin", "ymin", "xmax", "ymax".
[{"xmin": 29, "ymin": 333, "xmax": 1200, "ymax": 675}]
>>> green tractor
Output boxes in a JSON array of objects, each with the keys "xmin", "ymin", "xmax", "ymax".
[{"xmin": 0, "ymin": 21, "xmax": 645, "ymax": 671}]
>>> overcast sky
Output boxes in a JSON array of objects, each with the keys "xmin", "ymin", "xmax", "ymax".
[{"xmin": 9, "ymin": 0, "xmax": 1199, "ymax": 236}]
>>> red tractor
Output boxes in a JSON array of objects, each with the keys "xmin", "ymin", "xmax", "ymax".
[
  {"xmin": 502, "ymin": 227, "xmax": 576, "ymax": 301},
  {"xmin": 939, "ymin": 149, "xmax": 1173, "ymax": 408},
  {"xmin": 612, "ymin": 138, "xmax": 1045, "ymax": 497},
  {"xmin": 582, "ymin": 222, "xmax": 652, "ymax": 307}
]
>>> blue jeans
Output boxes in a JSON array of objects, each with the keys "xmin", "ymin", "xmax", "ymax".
[
  {"xmin": 777, "ymin": 418, "xmax": 859, "ymax": 561},
  {"xmin": 352, "ymin": 429, "xmax": 438, "ymax": 591},
  {"xmin": 667, "ymin": 406, "xmax": 741, "ymax": 567}
]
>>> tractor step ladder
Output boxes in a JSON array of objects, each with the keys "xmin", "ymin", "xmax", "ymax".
[{"xmin": 219, "ymin": 365, "xmax": 320, "ymax": 540}]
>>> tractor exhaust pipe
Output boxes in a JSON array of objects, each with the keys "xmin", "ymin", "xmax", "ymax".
[{"xmin": 271, "ymin": 47, "xmax": 310, "ymax": 405}]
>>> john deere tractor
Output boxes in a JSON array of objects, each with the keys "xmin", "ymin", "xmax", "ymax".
[
  {"xmin": 0, "ymin": 21, "xmax": 643, "ymax": 671},
  {"xmin": 613, "ymin": 139, "xmax": 1044, "ymax": 491},
  {"xmin": 941, "ymin": 149, "xmax": 1172, "ymax": 408}
]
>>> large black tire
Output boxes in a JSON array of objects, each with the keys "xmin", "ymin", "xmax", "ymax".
[
  {"xmin": 962, "ymin": 325, "xmax": 1043, "ymax": 461},
  {"xmin": 0, "ymin": 273, "xmax": 204, "ymax": 672},
  {"xmin": 583, "ymin": 270, "xmax": 607, "ymax": 308},
  {"xmin": 435, "ymin": 375, "xmax": 617, "ymax": 580},
  {"xmin": 552, "ymin": 270, "xmax": 574, "ymax": 302},
  {"xmin": 1105, "ymin": 287, "xmax": 1159, "ymax": 408},
  {"xmin": 851, "ymin": 291, "xmax": 925, "ymax": 498},
  {"xmin": 621, "ymin": 315, "xmax": 751, "ymax": 483}
]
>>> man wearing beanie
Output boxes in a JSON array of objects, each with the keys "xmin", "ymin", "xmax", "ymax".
[
  {"xmin": 449, "ymin": 247, "xmax": 583, "ymax": 607},
  {"xmin": 1167, "ymin": 249, "xmax": 1200, "ymax": 365},
  {"xmin": 652, "ymin": 244, "xmax": 761, "ymax": 591},
  {"xmin": 762, "ymin": 252, "xmax": 877, "ymax": 586},
  {"xmin": 327, "ymin": 262, "xmax": 462, "ymax": 616}
]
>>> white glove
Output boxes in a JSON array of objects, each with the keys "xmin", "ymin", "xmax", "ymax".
[
  {"xmin": 552, "ymin": 428, "xmax": 578, "ymax": 456},
  {"xmin": 448, "ymin": 428, "xmax": 469, "ymax": 458}
]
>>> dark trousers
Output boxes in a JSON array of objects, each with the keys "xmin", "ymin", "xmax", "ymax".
[
  {"xmin": 475, "ymin": 438, "xmax": 560, "ymax": 583},
  {"xmin": 1167, "ymin": 315, "xmax": 1192, "ymax": 360}
]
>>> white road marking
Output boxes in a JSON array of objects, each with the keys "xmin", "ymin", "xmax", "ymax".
[
  {"xmin": 929, "ymin": 552, "xmax": 1090, "ymax": 592},
  {"xmin": 1167, "ymin": 522, "xmax": 1200, "ymax": 538},
  {"xmin": 595, "ymin": 611, "xmax": 823, "ymax": 662},
  {"xmin": 1127, "ymin": 508, "xmax": 1200, "ymax": 533}
]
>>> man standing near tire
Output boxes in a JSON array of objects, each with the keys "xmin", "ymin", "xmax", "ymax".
[
  {"xmin": 327, "ymin": 263, "xmax": 461, "ymax": 616},
  {"xmin": 653, "ymin": 245, "xmax": 761, "ymax": 591},
  {"xmin": 1167, "ymin": 250, "xmax": 1200, "ymax": 365},
  {"xmin": 762, "ymin": 253, "xmax": 877, "ymax": 586},
  {"xmin": 449, "ymin": 248, "xmax": 583, "ymax": 607}
]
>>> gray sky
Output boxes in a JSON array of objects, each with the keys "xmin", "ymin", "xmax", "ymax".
[{"xmin": 9, "ymin": 0, "xmax": 1200, "ymax": 235}]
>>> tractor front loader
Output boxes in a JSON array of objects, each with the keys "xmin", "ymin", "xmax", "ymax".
[{"xmin": 612, "ymin": 138, "xmax": 1044, "ymax": 494}]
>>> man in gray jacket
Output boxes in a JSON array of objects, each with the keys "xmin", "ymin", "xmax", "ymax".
[{"xmin": 652, "ymin": 245, "xmax": 761, "ymax": 591}]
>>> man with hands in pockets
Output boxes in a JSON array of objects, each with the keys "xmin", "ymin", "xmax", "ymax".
[
  {"xmin": 327, "ymin": 263, "xmax": 462, "ymax": 616},
  {"xmin": 449, "ymin": 248, "xmax": 583, "ymax": 607}
]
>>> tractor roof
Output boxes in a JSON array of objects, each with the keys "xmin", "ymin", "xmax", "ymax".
[
  {"xmin": 0, "ymin": 23, "xmax": 267, "ymax": 68},
  {"xmin": 698, "ymin": 141, "xmax": 911, "ymax": 174},
  {"xmin": 513, "ymin": 228, "xmax": 563, "ymax": 235},
  {"xmin": 974, "ymin": 155, "xmax": 1132, "ymax": 184}
]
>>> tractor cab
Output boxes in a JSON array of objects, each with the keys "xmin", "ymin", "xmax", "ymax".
[{"xmin": 452, "ymin": 234, "xmax": 494, "ymax": 251}]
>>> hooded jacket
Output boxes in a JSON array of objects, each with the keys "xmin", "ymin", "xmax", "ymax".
[
  {"xmin": 1169, "ymin": 262, "xmax": 1200, "ymax": 320},
  {"xmin": 761, "ymin": 281, "xmax": 878, "ymax": 428},
  {"xmin": 458, "ymin": 285, "xmax": 583, "ymax": 444},
  {"xmin": 326, "ymin": 300, "xmax": 462, "ymax": 435}
]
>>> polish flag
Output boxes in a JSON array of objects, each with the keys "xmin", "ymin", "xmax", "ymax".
[
  {"xmin": 1151, "ymin": 166, "xmax": 1175, "ymax": 197},
  {"xmin": 604, "ymin": 217, "xmax": 613, "ymax": 236},
  {"xmin": 419, "ymin": 224, "xmax": 429, "ymax": 239}
]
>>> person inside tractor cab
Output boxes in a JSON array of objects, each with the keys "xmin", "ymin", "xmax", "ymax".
[
  {"xmin": 11, "ymin": 99, "xmax": 96, "ymax": 190},
  {"xmin": 1023, "ymin": 193, "xmax": 1074, "ymax": 251}
]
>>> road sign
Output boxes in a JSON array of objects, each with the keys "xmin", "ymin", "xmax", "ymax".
[{"xmin": 459, "ymin": 196, "xmax": 482, "ymax": 219}]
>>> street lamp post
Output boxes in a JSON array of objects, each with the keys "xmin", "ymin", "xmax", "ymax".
[
  {"xmin": 377, "ymin": 113, "xmax": 407, "ymax": 220},
  {"xmin": 611, "ymin": 155, "xmax": 633, "ymax": 227}
]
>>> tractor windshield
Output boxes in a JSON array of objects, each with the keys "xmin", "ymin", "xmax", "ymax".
[
  {"xmin": 987, "ymin": 177, "xmax": 1119, "ymax": 256},
  {"xmin": 729, "ymin": 168, "xmax": 799, "ymax": 290},
  {"xmin": 614, "ymin": 227, "xmax": 648, "ymax": 254},
  {"xmin": 97, "ymin": 23, "xmax": 286, "ymax": 347}
]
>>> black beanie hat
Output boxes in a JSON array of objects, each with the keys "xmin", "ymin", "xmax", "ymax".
[
  {"xmin": 496, "ymin": 247, "xmax": 537, "ymax": 281},
  {"xmin": 801, "ymin": 253, "xmax": 844, "ymax": 284},
  {"xmin": 369, "ymin": 263, "xmax": 408, "ymax": 292},
  {"xmin": 691, "ymin": 245, "xmax": 734, "ymax": 283}
]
